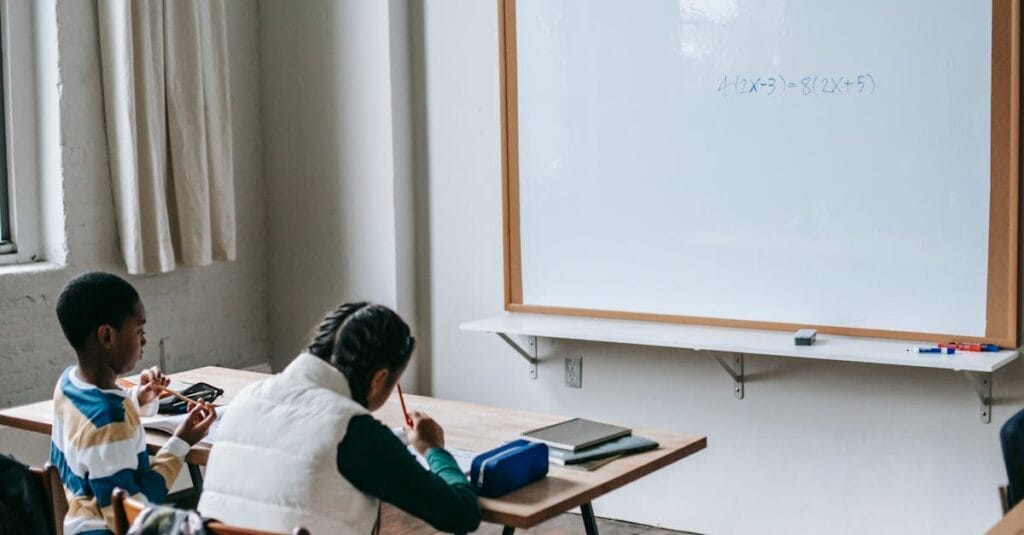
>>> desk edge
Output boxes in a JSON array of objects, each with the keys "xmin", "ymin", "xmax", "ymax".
[{"xmin": 480, "ymin": 435, "xmax": 708, "ymax": 528}]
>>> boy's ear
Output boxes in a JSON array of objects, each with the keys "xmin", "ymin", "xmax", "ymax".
[{"xmin": 96, "ymin": 324, "xmax": 115, "ymax": 350}]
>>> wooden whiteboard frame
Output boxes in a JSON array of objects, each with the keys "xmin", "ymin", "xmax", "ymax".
[{"xmin": 499, "ymin": 0, "xmax": 1021, "ymax": 347}]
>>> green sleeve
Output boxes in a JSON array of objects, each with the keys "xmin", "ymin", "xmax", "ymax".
[{"xmin": 426, "ymin": 447, "xmax": 472, "ymax": 487}]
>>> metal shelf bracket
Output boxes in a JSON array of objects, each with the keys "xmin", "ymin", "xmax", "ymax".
[
  {"xmin": 963, "ymin": 371, "xmax": 993, "ymax": 423},
  {"xmin": 497, "ymin": 333, "xmax": 538, "ymax": 380},
  {"xmin": 713, "ymin": 353, "xmax": 745, "ymax": 399}
]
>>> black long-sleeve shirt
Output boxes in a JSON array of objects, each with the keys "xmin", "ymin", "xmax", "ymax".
[{"xmin": 337, "ymin": 415, "xmax": 481, "ymax": 533}]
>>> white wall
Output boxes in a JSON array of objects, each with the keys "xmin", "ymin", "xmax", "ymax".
[
  {"xmin": 418, "ymin": 1, "xmax": 1024, "ymax": 533},
  {"xmin": 259, "ymin": 0, "xmax": 419, "ymax": 385},
  {"xmin": 0, "ymin": 0, "xmax": 269, "ymax": 408}
]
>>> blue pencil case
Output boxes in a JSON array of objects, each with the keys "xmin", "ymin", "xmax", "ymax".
[{"xmin": 470, "ymin": 439, "xmax": 549, "ymax": 498}]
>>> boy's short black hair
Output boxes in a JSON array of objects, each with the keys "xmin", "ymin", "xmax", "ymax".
[{"xmin": 56, "ymin": 272, "xmax": 141, "ymax": 350}]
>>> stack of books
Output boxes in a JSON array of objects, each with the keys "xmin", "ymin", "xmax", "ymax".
[{"xmin": 520, "ymin": 418, "xmax": 658, "ymax": 469}]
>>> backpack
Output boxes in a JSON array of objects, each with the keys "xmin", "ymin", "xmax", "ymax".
[
  {"xmin": 0, "ymin": 454, "xmax": 53, "ymax": 535},
  {"xmin": 128, "ymin": 506, "xmax": 211, "ymax": 535}
]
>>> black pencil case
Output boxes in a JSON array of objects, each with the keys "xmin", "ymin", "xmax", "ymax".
[{"xmin": 157, "ymin": 382, "xmax": 224, "ymax": 414}]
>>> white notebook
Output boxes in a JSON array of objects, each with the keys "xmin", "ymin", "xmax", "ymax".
[
  {"xmin": 391, "ymin": 426, "xmax": 475, "ymax": 474},
  {"xmin": 141, "ymin": 406, "xmax": 227, "ymax": 445}
]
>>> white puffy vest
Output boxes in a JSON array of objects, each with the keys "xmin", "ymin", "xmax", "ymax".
[{"xmin": 198, "ymin": 353, "xmax": 378, "ymax": 534}]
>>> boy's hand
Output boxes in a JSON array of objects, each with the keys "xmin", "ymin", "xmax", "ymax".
[
  {"xmin": 405, "ymin": 410, "xmax": 445, "ymax": 456},
  {"xmin": 137, "ymin": 366, "xmax": 170, "ymax": 406},
  {"xmin": 172, "ymin": 401, "xmax": 218, "ymax": 446}
]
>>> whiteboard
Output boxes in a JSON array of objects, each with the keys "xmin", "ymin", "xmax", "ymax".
[{"xmin": 506, "ymin": 0, "xmax": 1018, "ymax": 343}]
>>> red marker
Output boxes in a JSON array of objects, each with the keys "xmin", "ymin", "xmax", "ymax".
[
  {"xmin": 397, "ymin": 384, "xmax": 414, "ymax": 428},
  {"xmin": 940, "ymin": 343, "xmax": 984, "ymax": 352}
]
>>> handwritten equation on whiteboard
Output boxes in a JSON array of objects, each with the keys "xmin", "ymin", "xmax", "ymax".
[{"xmin": 717, "ymin": 74, "xmax": 877, "ymax": 97}]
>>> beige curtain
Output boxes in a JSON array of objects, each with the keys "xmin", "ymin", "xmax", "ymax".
[{"xmin": 98, "ymin": 0, "xmax": 235, "ymax": 275}]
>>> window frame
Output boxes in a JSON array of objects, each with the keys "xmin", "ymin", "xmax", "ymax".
[{"xmin": 0, "ymin": 0, "xmax": 41, "ymax": 265}]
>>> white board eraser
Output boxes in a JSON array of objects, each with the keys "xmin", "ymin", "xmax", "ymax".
[{"xmin": 795, "ymin": 329, "xmax": 817, "ymax": 345}]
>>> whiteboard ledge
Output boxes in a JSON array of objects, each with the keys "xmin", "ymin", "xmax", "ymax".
[{"xmin": 460, "ymin": 313, "xmax": 1020, "ymax": 373}]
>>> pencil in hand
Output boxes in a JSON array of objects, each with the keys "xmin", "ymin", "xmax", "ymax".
[
  {"xmin": 397, "ymin": 384, "xmax": 414, "ymax": 428},
  {"xmin": 156, "ymin": 384, "xmax": 198, "ymax": 408}
]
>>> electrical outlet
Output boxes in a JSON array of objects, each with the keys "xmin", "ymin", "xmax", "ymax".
[{"xmin": 564, "ymin": 357, "xmax": 582, "ymax": 388}]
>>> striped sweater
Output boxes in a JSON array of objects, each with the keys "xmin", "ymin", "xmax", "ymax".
[{"xmin": 49, "ymin": 366, "xmax": 189, "ymax": 534}]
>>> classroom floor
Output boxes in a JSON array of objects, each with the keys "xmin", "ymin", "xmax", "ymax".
[{"xmin": 380, "ymin": 503, "xmax": 696, "ymax": 534}]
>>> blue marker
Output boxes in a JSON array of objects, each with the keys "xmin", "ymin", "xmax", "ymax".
[
  {"xmin": 917, "ymin": 347, "xmax": 941, "ymax": 353},
  {"xmin": 981, "ymin": 344, "xmax": 1001, "ymax": 352}
]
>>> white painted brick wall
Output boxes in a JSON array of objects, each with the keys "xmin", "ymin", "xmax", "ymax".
[{"xmin": 0, "ymin": 0, "xmax": 269, "ymax": 407}]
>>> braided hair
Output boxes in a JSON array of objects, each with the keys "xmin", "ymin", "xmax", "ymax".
[{"xmin": 307, "ymin": 302, "xmax": 415, "ymax": 406}]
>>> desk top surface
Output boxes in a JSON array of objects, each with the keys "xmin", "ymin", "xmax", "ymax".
[
  {"xmin": 989, "ymin": 498, "xmax": 1024, "ymax": 535},
  {"xmin": 0, "ymin": 366, "xmax": 706, "ymax": 528}
]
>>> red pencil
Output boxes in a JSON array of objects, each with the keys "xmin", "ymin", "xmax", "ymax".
[{"xmin": 397, "ymin": 384, "xmax": 413, "ymax": 428}]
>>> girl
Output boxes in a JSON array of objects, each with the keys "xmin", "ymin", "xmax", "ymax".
[{"xmin": 198, "ymin": 303, "xmax": 480, "ymax": 534}]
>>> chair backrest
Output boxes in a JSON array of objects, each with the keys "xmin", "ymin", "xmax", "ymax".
[
  {"xmin": 110, "ymin": 488, "xmax": 138, "ymax": 535},
  {"xmin": 207, "ymin": 526, "xmax": 310, "ymax": 535},
  {"xmin": 29, "ymin": 463, "xmax": 68, "ymax": 535},
  {"xmin": 111, "ymin": 488, "xmax": 308, "ymax": 535}
]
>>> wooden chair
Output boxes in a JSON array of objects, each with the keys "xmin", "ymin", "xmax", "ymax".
[
  {"xmin": 111, "ymin": 488, "xmax": 309, "ymax": 535},
  {"xmin": 29, "ymin": 463, "xmax": 68, "ymax": 535}
]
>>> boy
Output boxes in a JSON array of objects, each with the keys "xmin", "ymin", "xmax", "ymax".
[{"xmin": 50, "ymin": 272, "xmax": 215, "ymax": 534}]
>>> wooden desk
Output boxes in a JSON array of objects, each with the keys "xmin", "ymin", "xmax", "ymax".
[
  {"xmin": 0, "ymin": 367, "xmax": 265, "ymax": 466},
  {"xmin": 0, "ymin": 366, "xmax": 707, "ymax": 534},
  {"xmin": 990, "ymin": 498, "xmax": 1024, "ymax": 535}
]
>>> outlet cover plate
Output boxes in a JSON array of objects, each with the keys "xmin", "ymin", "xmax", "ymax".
[{"xmin": 565, "ymin": 357, "xmax": 582, "ymax": 388}]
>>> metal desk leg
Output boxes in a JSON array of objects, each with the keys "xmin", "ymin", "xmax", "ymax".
[
  {"xmin": 188, "ymin": 463, "xmax": 203, "ymax": 491},
  {"xmin": 501, "ymin": 526, "xmax": 515, "ymax": 535},
  {"xmin": 580, "ymin": 502, "xmax": 599, "ymax": 535}
]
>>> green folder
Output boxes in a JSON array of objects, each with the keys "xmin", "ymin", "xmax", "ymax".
[{"xmin": 548, "ymin": 435, "xmax": 658, "ymax": 465}]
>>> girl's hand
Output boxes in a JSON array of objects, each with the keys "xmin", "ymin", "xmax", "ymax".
[
  {"xmin": 405, "ymin": 410, "xmax": 445, "ymax": 456},
  {"xmin": 137, "ymin": 366, "xmax": 170, "ymax": 406},
  {"xmin": 173, "ymin": 401, "xmax": 218, "ymax": 446}
]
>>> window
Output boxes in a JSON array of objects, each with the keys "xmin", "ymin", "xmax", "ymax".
[
  {"xmin": 0, "ymin": 18, "xmax": 11, "ymax": 255},
  {"xmin": 0, "ymin": 0, "xmax": 42, "ymax": 265}
]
